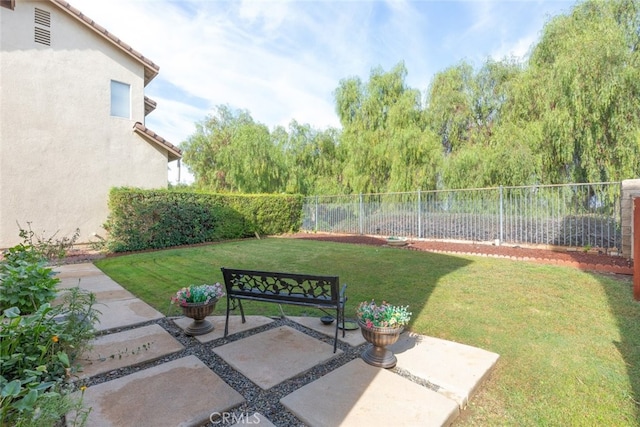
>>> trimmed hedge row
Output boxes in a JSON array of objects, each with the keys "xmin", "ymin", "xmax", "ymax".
[{"xmin": 104, "ymin": 188, "xmax": 303, "ymax": 252}]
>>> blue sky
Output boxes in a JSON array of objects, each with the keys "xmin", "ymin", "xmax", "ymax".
[{"xmin": 69, "ymin": 0, "xmax": 576, "ymax": 183}]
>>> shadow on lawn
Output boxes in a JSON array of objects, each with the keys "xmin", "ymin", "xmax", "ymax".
[
  {"xmin": 277, "ymin": 236, "xmax": 473, "ymax": 425},
  {"xmin": 286, "ymin": 234, "xmax": 473, "ymax": 324},
  {"xmin": 97, "ymin": 236, "xmax": 476, "ymax": 425},
  {"xmin": 594, "ymin": 272, "xmax": 640, "ymax": 421}
]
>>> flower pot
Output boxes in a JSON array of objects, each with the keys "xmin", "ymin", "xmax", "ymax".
[
  {"xmin": 358, "ymin": 320, "xmax": 403, "ymax": 368},
  {"xmin": 181, "ymin": 301, "xmax": 217, "ymax": 336}
]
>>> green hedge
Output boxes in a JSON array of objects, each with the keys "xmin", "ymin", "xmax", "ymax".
[{"xmin": 104, "ymin": 188, "xmax": 303, "ymax": 252}]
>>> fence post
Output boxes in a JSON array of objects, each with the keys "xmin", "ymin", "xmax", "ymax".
[
  {"xmin": 417, "ymin": 189, "xmax": 422, "ymax": 239},
  {"xmin": 499, "ymin": 186, "xmax": 504, "ymax": 245},
  {"xmin": 634, "ymin": 197, "xmax": 640, "ymax": 300},
  {"xmin": 359, "ymin": 193, "xmax": 364, "ymax": 235},
  {"xmin": 314, "ymin": 196, "xmax": 319, "ymax": 232}
]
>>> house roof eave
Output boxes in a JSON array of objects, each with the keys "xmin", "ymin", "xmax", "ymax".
[
  {"xmin": 133, "ymin": 122, "xmax": 182, "ymax": 162},
  {"xmin": 49, "ymin": 0, "xmax": 160, "ymax": 85},
  {"xmin": 144, "ymin": 96, "xmax": 157, "ymax": 116}
]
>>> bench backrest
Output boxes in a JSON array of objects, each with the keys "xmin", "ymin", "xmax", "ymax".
[{"xmin": 221, "ymin": 267, "xmax": 340, "ymax": 307}]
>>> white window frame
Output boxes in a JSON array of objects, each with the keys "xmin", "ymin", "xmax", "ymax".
[{"xmin": 110, "ymin": 80, "xmax": 131, "ymax": 118}]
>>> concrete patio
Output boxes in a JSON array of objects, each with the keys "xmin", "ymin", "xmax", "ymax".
[{"xmin": 56, "ymin": 263, "xmax": 499, "ymax": 426}]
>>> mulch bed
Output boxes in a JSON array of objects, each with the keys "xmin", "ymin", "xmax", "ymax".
[
  {"xmin": 286, "ymin": 232, "xmax": 634, "ymax": 275},
  {"xmin": 56, "ymin": 233, "xmax": 635, "ymax": 275}
]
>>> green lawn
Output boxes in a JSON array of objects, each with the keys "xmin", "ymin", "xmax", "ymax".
[{"xmin": 94, "ymin": 238, "xmax": 640, "ymax": 426}]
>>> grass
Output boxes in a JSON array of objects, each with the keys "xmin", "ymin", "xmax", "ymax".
[{"xmin": 94, "ymin": 238, "xmax": 640, "ymax": 426}]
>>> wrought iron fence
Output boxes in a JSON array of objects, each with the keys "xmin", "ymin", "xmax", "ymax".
[{"xmin": 301, "ymin": 182, "xmax": 622, "ymax": 249}]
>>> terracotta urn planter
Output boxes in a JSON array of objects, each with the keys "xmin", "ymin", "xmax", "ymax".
[
  {"xmin": 181, "ymin": 300, "xmax": 217, "ymax": 336},
  {"xmin": 358, "ymin": 320, "xmax": 403, "ymax": 368}
]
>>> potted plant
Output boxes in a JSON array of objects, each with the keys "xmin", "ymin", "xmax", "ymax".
[
  {"xmin": 355, "ymin": 300, "xmax": 411, "ymax": 368},
  {"xmin": 171, "ymin": 283, "xmax": 225, "ymax": 336}
]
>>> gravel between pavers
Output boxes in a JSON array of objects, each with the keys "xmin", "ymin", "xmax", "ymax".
[{"xmin": 77, "ymin": 316, "xmax": 430, "ymax": 427}]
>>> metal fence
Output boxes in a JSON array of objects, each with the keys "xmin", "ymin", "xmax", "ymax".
[{"xmin": 301, "ymin": 182, "xmax": 622, "ymax": 249}]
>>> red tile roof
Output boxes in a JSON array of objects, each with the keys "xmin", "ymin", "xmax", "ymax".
[
  {"xmin": 50, "ymin": 0, "xmax": 159, "ymax": 86},
  {"xmin": 133, "ymin": 122, "xmax": 182, "ymax": 162},
  {"xmin": 144, "ymin": 96, "xmax": 157, "ymax": 116}
]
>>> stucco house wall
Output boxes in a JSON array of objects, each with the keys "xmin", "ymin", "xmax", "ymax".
[{"xmin": 0, "ymin": 0, "xmax": 180, "ymax": 248}]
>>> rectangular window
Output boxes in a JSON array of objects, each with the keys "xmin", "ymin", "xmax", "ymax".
[{"xmin": 110, "ymin": 80, "xmax": 130, "ymax": 118}]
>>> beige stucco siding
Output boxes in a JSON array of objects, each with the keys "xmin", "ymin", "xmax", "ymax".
[{"xmin": 0, "ymin": 1, "xmax": 170, "ymax": 248}]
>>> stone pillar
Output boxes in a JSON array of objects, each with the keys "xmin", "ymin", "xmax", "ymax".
[{"xmin": 621, "ymin": 179, "xmax": 640, "ymax": 258}]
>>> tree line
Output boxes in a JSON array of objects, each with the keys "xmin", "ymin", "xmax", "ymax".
[{"xmin": 181, "ymin": 0, "xmax": 640, "ymax": 195}]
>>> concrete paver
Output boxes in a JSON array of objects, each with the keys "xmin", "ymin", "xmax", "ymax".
[
  {"xmin": 75, "ymin": 324, "xmax": 184, "ymax": 379},
  {"xmin": 55, "ymin": 263, "xmax": 105, "ymax": 279},
  {"xmin": 92, "ymin": 298, "xmax": 164, "ymax": 331},
  {"xmin": 213, "ymin": 325, "xmax": 342, "ymax": 390},
  {"xmin": 389, "ymin": 332, "xmax": 500, "ymax": 407},
  {"xmin": 230, "ymin": 412, "xmax": 276, "ymax": 426},
  {"xmin": 79, "ymin": 355, "xmax": 245, "ymax": 427},
  {"xmin": 173, "ymin": 315, "xmax": 274, "ymax": 343},
  {"xmin": 288, "ymin": 316, "xmax": 366, "ymax": 347},
  {"xmin": 55, "ymin": 266, "xmax": 164, "ymax": 331},
  {"xmin": 57, "ymin": 274, "xmax": 128, "ymax": 292},
  {"xmin": 280, "ymin": 358, "xmax": 460, "ymax": 427}
]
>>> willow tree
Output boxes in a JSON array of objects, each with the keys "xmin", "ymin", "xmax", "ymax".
[
  {"xmin": 426, "ymin": 59, "xmax": 530, "ymax": 188},
  {"xmin": 425, "ymin": 62, "xmax": 475, "ymax": 155},
  {"xmin": 335, "ymin": 62, "xmax": 441, "ymax": 193},
  {"xmin": 181, "ymin": 105, "xmax": 286, "ymax": 193},
  {"xmin": 275, "ymin": 120, "xmax": 343, "ymax": 195},
  {"xmin": 507, "ymin": 0, "xmax": 640, "ymax": 183}
]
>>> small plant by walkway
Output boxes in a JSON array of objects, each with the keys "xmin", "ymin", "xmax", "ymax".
[
  {"xmin": 95, "ymin": 238, "xmax": 640, "ymax": 425},
  {"xmin": 1, "ymin": 232, "xmax": 98, "ymax": 426}
]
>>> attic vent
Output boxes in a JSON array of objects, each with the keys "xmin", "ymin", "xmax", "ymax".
[
  {"xmin": 34, "ymin": 27, "xmax": 51, "ymax": 46},
  {"xmin": 35, "ymin": 8, "xmax": 50, "ymax": 26},
  {"xmin": 34, "ymin": 8, "xmax": 51, "ymax": 46}
]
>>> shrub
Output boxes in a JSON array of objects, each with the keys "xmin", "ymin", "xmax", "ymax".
[
  {"xmin": 0, "ymin": 287, "xmax": 98, "ymax": 426},
  {"xmin": 0, "ymin": 226, "xmax": 98, "ymax": 426},
  {"xmin": 104, "ymin": 188, "xmax": 303, "ymax": 252},
  {"xmin": 0, "ymin": 245, "xmax": 59, "ymax": 315},
  {"xmin": 17, "ymin": 222, "xmax": 80, "ymax": 262}
]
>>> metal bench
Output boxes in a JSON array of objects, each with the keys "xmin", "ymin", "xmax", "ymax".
[{"xmin": 221, "ymin": 267, "xmax": 346, "ymax": 353}]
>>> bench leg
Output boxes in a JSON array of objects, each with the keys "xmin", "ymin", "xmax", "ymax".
[
  {"xmin": 334, "ymin": 307, "xmax": 344, "ymax": 353},
  {"xmin": 224, "ymin": 297, "xmax": 231, "ymax": 337},
  {"xmin": 238, "ymin": 299, "xmax": 246, "ymax": 324}
]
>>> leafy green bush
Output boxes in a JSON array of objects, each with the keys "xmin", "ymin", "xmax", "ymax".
[
  {"xmin": 104, "ymin": 188, "xmax": 303, "ymax": 252},
  {"xmin": 0, "ymin": 245, "xmax": 59, "ymax": 314},
  {"xmin": 0, "ymin": 287, "xmax": 98, "ymax": 426}
]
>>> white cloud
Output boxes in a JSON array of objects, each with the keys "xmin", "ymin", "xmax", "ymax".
[
  {"xmin": 491, "ymin": 34, "xmax": 538, "ymax": 62},
  {"xmin": 237, "ymin": 0, "xmax": 291, "ymax": 32},
  {"xmin": 66, "ymin": 0, "xmax": 576, "ymax": 184}
]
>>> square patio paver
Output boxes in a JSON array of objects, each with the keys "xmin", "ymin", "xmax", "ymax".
[
  {"xmin": 280, "ymin": 358, "xmax": 459, "ymax": 427},
  {"xmin": 75, "ymin": 324, "xmax": 184, "ymax": 379},
  {"xmin": 78, "ymin": 355, "xmax": 244, "ymax": 426},
  {"xmin": 173, "ymin": 315, "xmax": 273, "ymax": 343},
  {"xmin": 288, "ymin": 316, "xmax": 366, "ymax": 347},
  {"xmin": 389, "ymin": 332, "xmax": 500, "ymax": 407},
  {"xmin": 213, "ymin": 325, "xmax": 342, "ymax": 390}
]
